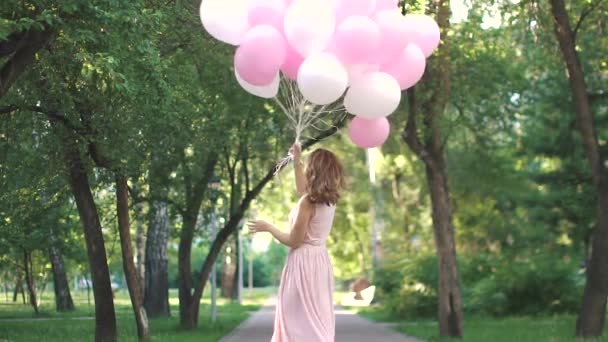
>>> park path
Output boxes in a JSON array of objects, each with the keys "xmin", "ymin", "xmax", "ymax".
[{"xmin": 220, "ymin": 298, "xmax": 422, "ymax": 342}]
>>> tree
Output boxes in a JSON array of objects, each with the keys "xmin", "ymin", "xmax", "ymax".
[
  {"xmin": 548, "ymin": 0, "xmax": 608, "ymax": 336},
  {"xmin": 49, "ymin": 227, "xmax": 75, "ymax": 312},
  {"xmin": 401, "ymin": 0, "xmax": 464, "ymax": 337}
]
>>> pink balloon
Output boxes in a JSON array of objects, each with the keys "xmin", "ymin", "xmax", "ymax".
[
  {"xmin": 334, "ymin": 16, "xmax": 380, "ymax": 64},
  {"xmin": 375, "ymin": 0, "xmax": 398, "ymax": 12},
  {"xmin": 248, "ymin": 6, "xmax": 284, "ymax": 31},
  {"xmin": 372, "ymin": 10, "xmax": 410, "ymax": 64},
  {"xmin": 235, "ymin": 25, "xmax": 286, "ymax": 85},
  {"xmin": 334, "ymin": 0, "xmax": 375, "ymax": 22},
  {"xmin": 281, "ymin": 42, "xmax": 304, "ymax": 80},
  {"xmin": 348, "ymin": 116, "xmax": 390, "ymax": 148},
  {"xmin": 381, "ymin": 43, "xmax": 426, "ymax": 89},
  {"xmin": 404, "ymin": 14, "xmax": 440, "ymax": 57}
]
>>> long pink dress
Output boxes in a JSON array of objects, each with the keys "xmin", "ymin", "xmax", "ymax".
[{"xmin": 271, "ymin": 202, "xmax": 336, "ymax": 342}]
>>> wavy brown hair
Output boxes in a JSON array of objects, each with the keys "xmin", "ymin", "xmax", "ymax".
[{"xmin": 305, "ymin": 148, "xmax": 345, "ymax": 205}]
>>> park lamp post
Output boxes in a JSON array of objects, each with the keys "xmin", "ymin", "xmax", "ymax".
[{"xmin": 208, "ymin": 175, "xmax": 221, "ymax": 323}]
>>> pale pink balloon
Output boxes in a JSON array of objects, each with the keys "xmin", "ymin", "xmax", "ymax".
[
  {"xmin": 381, "ymin": 43, "xmax": 426, "ymax": 89},
  {"xmin": 372, "ymin": 10, "xmax": 410, "ymax": 64},
  {"xmin": 334, "ymin": 0, "xmax": 375, "ymax": 22},
  {"xmin": 235, "ymin": 25, "xmax": 286, "ymax": 85},
  {"xmin": 248, "ymin": 0, "xmax": 286, "ymax": 30},
  {"xmin": 404, "ymin": 14, "xmax": 440, "ymax": 57},
  {"xmin": 281, "ymin": 42, "xmax": 304, "ymax": 80},
  {"xmin": 374, "ymin": 0, "xmax": 398, "ymax": 12},
  {"xmin": 334, "ymin": 16, "xmax": 380, "ymax": 64},
  {"xmin": 348, "ymin": 116, "xmax": 390, "ymax": 148},
  {"xmin": 248, "ymin": 6, "xmax": 284, "ymax": 31}
]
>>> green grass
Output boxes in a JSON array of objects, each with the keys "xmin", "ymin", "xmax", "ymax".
[
  {"xmin": 358, "ymin": 306, "xmax": 608, "ymax": 342},
  {"xmin": 0, "ymin": 287, "xmax": 273, "ymax": 342}
]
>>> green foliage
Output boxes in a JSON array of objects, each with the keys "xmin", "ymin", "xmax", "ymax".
[
  {"xmin": 1, "ymin": 0, "xmax": 607, "ymax": 339},
  {"xmin": 0, "ymin": 290, "xmax": 264, "ymax": 341},
  {"xmin": 398, "ymin": 315, "xmax": 606, "ymax": 342},
  {"xmin": 375, "ymin": 252, "xmax": 583, "ymax": 318}
]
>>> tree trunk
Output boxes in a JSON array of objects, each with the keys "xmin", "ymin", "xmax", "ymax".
[
  {"xmin": 220, "ymin": 236, "xmax": 237, "ymax": 299},
  {"xmin": 178, "ymin": 214, "xmax": 197, "ymax": 328},
  {"xmin": 85, "ymin": 273, "xmax": 91, "ymax": 306},
  {"xmin": 135, "ymin": 202, "xmax": 146, "ymax": 292},
  {"xmin": 425, "ymin": 158, "xmax": 464, "ymax": 337},
  {"xmin": 62, "ymin": 134, "xmax": 117, "ymax": 342},
  {"xmin": 401, "ymin": 0, "xmax": 463, "ymax": 337},
  {"xmin": 22, "ymin": 249, "xmax": 39, "ymax": 315},
  {"xmin": 143, "ymin": 199, "xmax": 171, "ymax": 317},
  {"xmin": 232, "ymin": 231, "xmax": 240, "ymax": 300},
  {"xmin": 49, "ymin": 237, "xmax": 75, "ymax": 312},
  {"xmin": 116, "ymin": 175, "xmax": 150, "ymax": 341},
  {"xmin": 221, "ymin": 256, "xmax": 236, "ymax": 299},
  {"xmin": 549, "ymin": 0, "xmax": 608, "ymax": 337},
  {"xmin": 12, "ymin": 274, "xmax": 22, "ymax": 302},
  {"xmin": 143, "ymin": 168, "xmax": 171, "ymax": 318},
  {"xmin": 178, "ymin": 157, "xmax": 218, "ymax": 329}
]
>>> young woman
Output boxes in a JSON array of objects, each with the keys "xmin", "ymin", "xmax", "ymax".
[{"xmin": 248, "ymin": 143, "xmax": 345, "ymax": 342}]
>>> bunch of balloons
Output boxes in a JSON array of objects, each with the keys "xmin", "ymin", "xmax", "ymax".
[{"xmin": 200, "ymin": 0, "xmax": 440, "ymax": 148}]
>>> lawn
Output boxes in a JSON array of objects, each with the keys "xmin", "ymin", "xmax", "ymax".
[
  {"xmin": 0, "ymin": 287, "xmax": 272, "ymax": 342},
  {"xmin": 358, "ymin": 306, "xmax": 608, "ymax": 342}
]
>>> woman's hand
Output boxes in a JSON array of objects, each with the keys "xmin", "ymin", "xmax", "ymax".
[
  {"xmin": 247, "ymin": 220, "xmax": 272, "ymax": 234},
  {"xmin": 289, "ymin": 143, "xmax": 302, "ymax": 162}
]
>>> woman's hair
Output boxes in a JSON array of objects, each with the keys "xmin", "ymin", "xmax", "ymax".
[{"xmin": 305, "ymin": 148, "xmax": 345, "ymax": 205}]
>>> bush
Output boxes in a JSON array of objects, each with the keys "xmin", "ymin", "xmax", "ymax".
[
  {"xmin": 374, "ymin": 252, "xmax": 583, "ymax": 319},
  {"xmin": 374, "ymin": 254, "xmax": 438, "ymax": 319}
]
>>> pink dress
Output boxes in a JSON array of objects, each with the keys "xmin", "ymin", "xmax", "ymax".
[{"xmin": 271, "ymin": 202, "xmax": 336, "ymax": 342}]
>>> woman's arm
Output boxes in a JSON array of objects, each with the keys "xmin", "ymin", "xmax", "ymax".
[
  {"xmin": 290, "ymin": 143, "xmax": 307, "ymax": 196},
  {"xmin": 248, "ymin": 197, "xmax": 313, "ymax": 248}
]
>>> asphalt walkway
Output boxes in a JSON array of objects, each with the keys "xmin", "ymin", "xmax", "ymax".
[{"xmin": 220, "ymin": 298, "xmax": 422, "ymax": 342}]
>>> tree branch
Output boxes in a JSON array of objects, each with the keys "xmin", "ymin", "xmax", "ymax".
[
  {"xmin": 128, "ymin": 187, "xmax": 186, "ymax": 216},
  {"xmin": 180, "ymin": 149, "xmax": 193, "ymax": 203},
  {"xmin": 573, "ymin": 0, "xmax": 604, "ymax": 40},
  {"xmin": 1, "ymin": 25, "xmax": 54, "ymax": 99},
  {"xmin": 187, "ymin": 155, "xmax": 218, "ymax": 216},
  {"xmin": 5, "ymin": 104, "xmax": 85, "ymax": 135},
  {"xmin": 243, "ymin": 152, "xmax": 250, "ymax": 194},
  {"xmin": 88, "ymin": 142, "xmax": 113, "ymax": 169},
  {"xmin": 589, "ymin": 90, "xmax": 607, "ymax": 103},
  {"xmin": 402, "ymin": 88, "xmax": 428, "ymax": 160},
  {"xmin": 0, "ymin": 105, "xmax": 19, "ymax": 115}
]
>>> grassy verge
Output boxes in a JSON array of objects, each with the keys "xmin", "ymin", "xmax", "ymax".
[
  {"xmin": 358, "ymin": 306, "xmax": 608, "ymax": 342},
  {"xmin": 0, "ymin": 287, "xmax": 273, "ymax": 342}
]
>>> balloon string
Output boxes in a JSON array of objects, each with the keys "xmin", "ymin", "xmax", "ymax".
[{"xmin": 272, "ymin": 77, "xmax": 341, "ymax": 177}]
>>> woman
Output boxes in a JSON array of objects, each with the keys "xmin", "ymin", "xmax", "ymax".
[{"xmin": 248, "ymin": 143, "xmax": 345, "ymax": 342}]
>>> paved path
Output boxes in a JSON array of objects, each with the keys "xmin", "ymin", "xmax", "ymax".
[{"xmin": 221, "ymin": 298, "xmax": 421, "ymax": 342}]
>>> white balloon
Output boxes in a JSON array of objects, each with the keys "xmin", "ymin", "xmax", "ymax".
[
  {"xmin": 235, "ymin": 69, "xmax": 280, "ymax": 99},
  {"xmin": 200, "ymin": 0, "xmax": 250, "ymax": 45},
  {"xmin": 346, "ymin": 63, "xmax": 379, "ymax": 86},
  {"xmin": 344, "ymin": 72, "xmax": 401, "ymax": 118},
  {"xmin": 297, "ymin": 52, "xmax": 348, "ymax": 105},
  {"xmin": 284, "ymin": 0, "xmax": 336, "ymax": 57}
]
